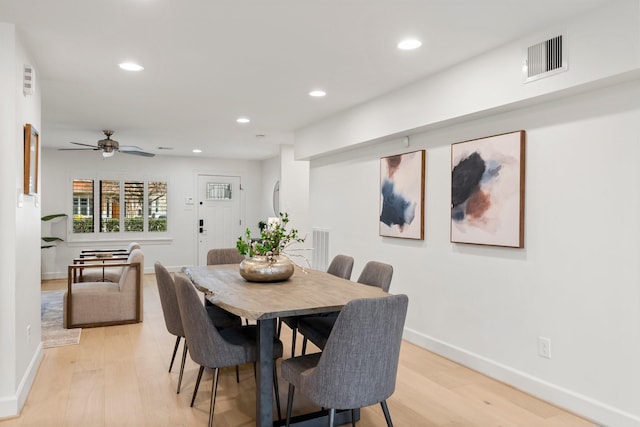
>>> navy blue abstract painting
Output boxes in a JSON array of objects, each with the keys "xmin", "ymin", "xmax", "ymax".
[{"xmin": 380, "ymin": 150, "xmax": 425, "ymax": 239}]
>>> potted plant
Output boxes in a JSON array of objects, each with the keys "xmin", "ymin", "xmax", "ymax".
[
  {"xmin": 41, "ymin": 213, "xmax": 67, "ymax": 249},
  {"xmin": 236, "ymin": 212, "xmax": 305, "ymax": 282}
]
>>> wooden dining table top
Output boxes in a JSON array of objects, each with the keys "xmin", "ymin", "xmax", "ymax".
[{"xmin": 182, "ymin": 264, "xmax": 389, "ymax": 321}]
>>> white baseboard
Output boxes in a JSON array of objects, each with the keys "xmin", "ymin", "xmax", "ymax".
[
  {"xmin": 0, "ymin": 343, "xmax": 42, "ymax": 418},
  {"xmin": 403, "ymin": 328, "xmax": 640, "ymax": 427}
]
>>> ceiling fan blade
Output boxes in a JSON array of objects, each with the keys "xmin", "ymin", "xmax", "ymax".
[
  {"xmin": 120, "ymin": 145, "xmax": 155, "ymax": 157},
  {"xmin": 69, "ymin": 141, "xmax": 100, "ymax": 149},
  {"xmin": 121, "ymin": 150, "xmax": 155, "ymax": 157},
  {"xmin": 58, "ymin": 148, "xmax": 99, "ymax": 151}
]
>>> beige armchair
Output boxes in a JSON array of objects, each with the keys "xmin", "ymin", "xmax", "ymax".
[
  {"xmin": 64, "ymin": 248, "xmax": 144, "ymax": 328},
  {"xmin": 76, "ymin": 242, "xmax": 141, "ymax": 283}
]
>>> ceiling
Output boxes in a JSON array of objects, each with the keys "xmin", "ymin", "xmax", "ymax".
[{"xmin": 1, "ymin": 0, "xmax": 610, "ymax": 160}]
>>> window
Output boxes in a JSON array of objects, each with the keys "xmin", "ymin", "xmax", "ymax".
[
  {"xmin": 71, "ymin": 178, "xmax": 168, "ymax": 235},
  {"xmin": 207, "ymin": 182, "xmax": 232, "ymax": 200},
  {"xmin": 124, "ymin": 181, "xmax": 144, "ymax": 231},
  {"xmin": 148, "ymin": 181, "xmax": 167, "ymax": 232},
  {"xmin": 72, "ymin": 179, "xmax": 94, "ymax": 233},
  {"xmin": 100, "ymin": 180, "xmax": 120, "ymax": 232}
]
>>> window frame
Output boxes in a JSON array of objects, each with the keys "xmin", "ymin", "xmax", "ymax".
[{"xmin": 68, "ymin": 174, "xmax": 170, "ymax": 243}]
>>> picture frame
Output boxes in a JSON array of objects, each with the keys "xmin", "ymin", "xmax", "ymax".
[
  {"xmin": 24, "ymin": 123, "xmax": 39, "ymax": 195},
  {"xmin": 451, "ymin": 130, "xmax": 525, "ymax": 248},
  {"xmin": 379, "ymin": 149, "xmax": 425, "ymax": 240}
]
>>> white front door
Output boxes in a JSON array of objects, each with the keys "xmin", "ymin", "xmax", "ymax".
[{"xmin": 197, "ymin": 175, "xmax": 242, "ymax": 265}]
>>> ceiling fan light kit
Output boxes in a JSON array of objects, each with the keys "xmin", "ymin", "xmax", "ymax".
[{"xmin": 60, "ymin": 130, "xmax": 155, "ymax": 157}]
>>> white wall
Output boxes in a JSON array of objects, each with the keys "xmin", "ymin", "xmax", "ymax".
[
  {"xmin": 0, "ymin": 23, "xmax": 43, "ymax": 418},
  {"xmin": 309, "ymin": 80, "xmax": 640, "ymax": 426},
  {"xmin": 260, "ymin": 155, "xmax": 280, "ymax": 220},
  {"xmin": 298, "ymin": 3, "xmax": 640, "ymax": 425},
  {"xmin": 40, "ymin": 149, "xmax": 264, "ymax": 277},
  {"xmin": 298, "ymin": 4, "xmax": 640, "ymax": 425},
  {"xmin": 278, "ymin": 145, "xmax": 310, "ymax": 262}
]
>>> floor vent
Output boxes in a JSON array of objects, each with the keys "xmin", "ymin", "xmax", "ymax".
[
  {"xmin": 312, "ymin": 228, "xmax": 329, "ymax": 271},
  {"xmin": 524, "ymin": 34, "xmax": 567, "ymax": 83}
]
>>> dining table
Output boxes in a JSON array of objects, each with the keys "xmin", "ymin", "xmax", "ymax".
[{"xmin": 182, "ymin": 263, "xmax": 389, "ymax": 427}]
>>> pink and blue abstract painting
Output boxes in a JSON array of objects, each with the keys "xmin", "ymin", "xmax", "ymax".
[
  {"xmin": 380, "ymin": 149, "xmax": 425, "ymax": 239},
  {"xmin": 451, "ymin": 131, "xmax": 525, "ymax": 247}
]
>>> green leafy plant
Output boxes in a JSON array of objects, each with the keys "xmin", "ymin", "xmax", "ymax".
[
  {"xmin": 41, "ymin": 213, "xmax": 67, "ymax": 249},
  {"xmin": 236, "ymin": 212, "xmax": 305, "ymax": 257}
]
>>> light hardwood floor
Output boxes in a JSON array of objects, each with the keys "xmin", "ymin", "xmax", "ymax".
[{"xmin": 0, "ymin": 275, "xmax": 595, "ymax": 427}]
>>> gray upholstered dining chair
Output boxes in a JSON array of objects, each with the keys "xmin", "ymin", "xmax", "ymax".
[
  {"xmin": 356, "ymin": 261, "xmax": 393, "ymax": 292},
  {"xmin": 206, "ymin": 247, "xmax": 245, "ymax": 265},
  {"xmin": 278, "ymin": 254, "xmax": 354, "ymax": 357},
  {"xmin": 281, "ymin": 294, "xmax": 408, "ymax": 427},
  {"xmin": 298, "ymin": 260, "xmax": 393, "ymax": 352},
  {"xmin": 173, "ymin": 272, "xmax": 284, "ymax": 427},
  {"xmin": 154, "ymin": 262, "xmax": 242, "ymax": 394},
  {"xmin": 206, "ymin": 247, "xmax": 248, "ymax": 324}
]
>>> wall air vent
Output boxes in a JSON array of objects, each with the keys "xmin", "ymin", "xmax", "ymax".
[
  {"xmin": 23, "ymin": 64, "xmax": 35, "ymax": 95},
  {"xmin": 524, "ymin": 34, "xmax": 567, "ymax": 83}
]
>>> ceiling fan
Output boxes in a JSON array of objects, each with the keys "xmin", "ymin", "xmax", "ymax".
[{"xmin": 60, "ymin": 130, "xmax": 155, "ymax": 157}]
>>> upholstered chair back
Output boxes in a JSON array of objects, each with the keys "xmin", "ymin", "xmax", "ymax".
[
  {"xmin": 173, "ymin": 272, "xmax": 253, "ymax": 368},
  {"xmin": 127, "ymin": 242, "xmax": 141, "ymax": 252},
  {"xmin": 326, "ymin": 255, "xmax": 354, "ymax": 280},
  {"xmin": 304, "ymin": 294, "xmax": 408, "ymax": 409},
  {"xmin": 154, "ymin": 262, "xmax": 184, "ymax": 338},
  {"xmin": 357, "ymin": 261, "xmax": 393, "ymax": 292},
  {"xmin": 206, "ymin": 248, "xmax": 245, "ymax": 265}
]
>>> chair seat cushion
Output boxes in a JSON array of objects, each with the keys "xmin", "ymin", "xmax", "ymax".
[
  {"xmin": 206, "ymin": 305, "xmax": 242, "ymax": 330},
  {"xmin": 280, "ymin": 352, "xmax": 321, "ymax": 386},
  {"xmin": 77, "ymin": 266, "xmax": 124, "ymax": 283},
  {"xmin": 297, "ymin": 316, "xmax": 337, "ymax": 350},
  {"xmin": 219, "ymin": 325, "xmax": 284, "ymax": 362}
]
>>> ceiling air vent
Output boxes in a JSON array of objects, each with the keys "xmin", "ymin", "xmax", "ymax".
[{"xmin": 524, "ymin": 34, "xmax": 567, "ymax": 83}]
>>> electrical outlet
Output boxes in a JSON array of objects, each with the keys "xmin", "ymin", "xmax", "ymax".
[{"xmin": 538, "ymin": 336, "xmax": 551, "ymax": 359}]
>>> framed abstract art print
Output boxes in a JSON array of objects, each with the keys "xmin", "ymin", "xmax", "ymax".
[
  {"xmin": 380, "ymin": 149, "xmax": 425, "ymax": 240},
  {"xmin": 451, "ymin": 131, "xmax": 525, "ymax": 248}
]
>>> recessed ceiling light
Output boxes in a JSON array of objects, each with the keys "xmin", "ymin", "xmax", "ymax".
[
  {"xmin": 236, "ymin": 117, "xmax": 250, "ymax": 124},
  {"xmin": 192, "ymin": 149, "xmax": 202, "ymax": 153},
  {"xmin": 119, "ymin": 62, "xmax": 144, "ymax": 71},
  {"xmin": 309, "ymin": 90, "xmax": 326, "ymax": 97},
  {"xmin": 397, "ymin": 39, "xmax": 422, "ymax": 50}
]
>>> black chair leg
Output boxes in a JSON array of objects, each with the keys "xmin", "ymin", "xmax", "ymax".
[
  {"xmin": 273, "ymin": 366, "xmax": 282, "ymax": 422},
  {"xmin": 235, "ymin": 365, "xmax": 240, "ymax": 383},
  {"xmin": 351, "ymin": 409, "xmax": 356, "ymax": 427},
  {"xmin": 169, "ymin": 336, "xmax": 181, "ymax": 372},
  {"xmin": 208, "ymin": 368, "xmax": 219, "ymax": 427},
  {"xmin": 285, "ymin": 383, "xmax": 295, "ymax": 427},
  {"xmin": 301, "ymin": 336, "xmax": 308, "ymax": 355},
  {"xmin": 290, "ymin": 328, "xmax": 297, "ymax": 357},
  {"xmin": 191, "ymin": 365, "xmax": 204, "ymax": 407},
  {"xmin": 177, "ymin": 341, "xmax": 188, "ymax": 394},
  {"xmin": 380, "ymin": 400, "xmax": 393, "ymax": 427},
  {"xmin": 328, "ymin": 408, "xmax": 335, "ymax": 427}
]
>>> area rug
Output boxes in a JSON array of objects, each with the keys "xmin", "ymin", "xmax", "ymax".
[{"xmin": 41, "ymin": 290, "xmax": 81, "ymax": 348}]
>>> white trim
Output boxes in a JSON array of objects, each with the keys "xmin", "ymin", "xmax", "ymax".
[
  {"xmin": 0, "ymin": 343, "xmax": 42, "ymax": 418},
  {"xmin": 403, "ymin": 328, "xmax": 640, "ymax": 427}
]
